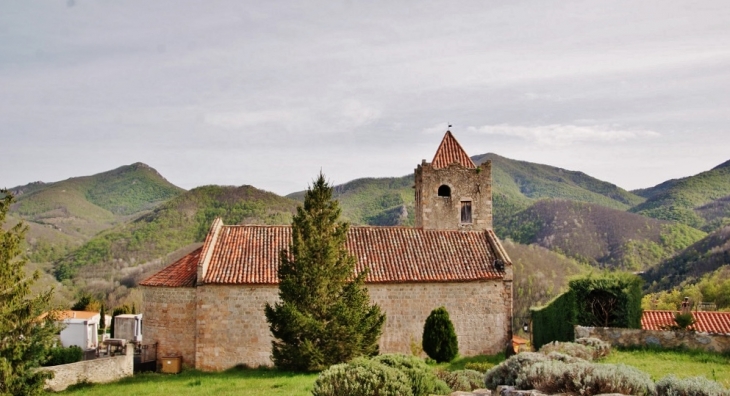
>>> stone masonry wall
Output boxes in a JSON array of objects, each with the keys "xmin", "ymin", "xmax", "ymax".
[
  {"xmin": 415, "ymin": 161, "xmax": 492, "ymax": 231},
  {"xmin": 194, "ymin": 280, "xmax": 511, "ymax": 370},
  {"xmin": 40, "ymin": 343, "xmax": 134, "ymax": 392},
  {"xmin": 575, "ymin": 325, "xmax": 730, "ymax": 353},
  {"xmin": 369, "ymin": 280, "xmax": 511, "ymax": 357},
  {"xmin": 195, "ymin": 285, "xmax": 279, "ymax": 371},
  {"xmin": 141, "ymin": 286, "xmax": 197, "ymax": 367}
]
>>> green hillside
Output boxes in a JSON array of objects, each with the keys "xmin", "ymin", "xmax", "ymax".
[
  {"xmin": 288, "ymin": 153, "xmax": 645, "ymax": 231},
  {"xmin": 643, "ymin": 225, "xmax": 730, "ymax": 292},
  {"xmin": 287, "ymin": 176, "xmax": 414, "ymax": 226},
  {"xmin": 500, "ymin": 199, "xmax": 706, "ymax": 271},
  {"xmin": 54, "ymin": 185, "xmax": 298, "ymax": 284},
  {"xmin": 630, "ymin": 159, "xmax": 730, "ymax": 230},
  {"xmin": 9, "ymin": 163, "xmax": 184, "ymax": 240},
  {"xmin": 694, "ymin": 195, "xmax": 730, "ymax": 232}
]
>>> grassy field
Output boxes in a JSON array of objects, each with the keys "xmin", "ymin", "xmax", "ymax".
[
  {"xmin": 58, "ymin": 367, "xmax": 319, "ymax": 396},
  {"xmin": 603, "ymin": 348, "xmax": 730, "ymax": 389},
  {"xmin": 57, "ymin": 349, "xmax": 730, "ymax": 395}
]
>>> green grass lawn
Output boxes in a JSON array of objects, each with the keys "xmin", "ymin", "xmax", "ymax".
[
  {"xmin": 602, "ymin": 348, "xmax": 730, "ymax": 389},
  {"xmin": 56, "ymin": 349, "xmax": 730, "ymax": 395},
  {"xmin": 57, "ymin": 368, "xmax": 318, "ymax": 396}
]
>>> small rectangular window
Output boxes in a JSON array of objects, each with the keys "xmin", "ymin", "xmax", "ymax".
[{"xmin": 460, "ymin": 201, "xmax": 472, "ymax": 223}]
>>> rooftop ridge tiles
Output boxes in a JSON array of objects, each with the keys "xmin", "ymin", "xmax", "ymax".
[{"xmin": 431, "ymin": 131, "xmax": 477, "ymax": 169}]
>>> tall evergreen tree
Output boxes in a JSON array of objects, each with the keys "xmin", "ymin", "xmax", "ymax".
[
  {"xmin": 265, "ymin": 173, "xmax": 385, "ymax": 371},
  {"xmin": 0, "ymin": 190, "xmax": 58, "ymax": 395}
]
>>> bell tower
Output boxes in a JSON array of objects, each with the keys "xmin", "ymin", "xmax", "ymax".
[{"xmin": 414, "ymin": 131, "xmax": 492, "ymax": 231}]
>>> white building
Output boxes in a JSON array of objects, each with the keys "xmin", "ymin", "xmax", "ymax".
[{"xmin": 57, "ymin": 310, "xmax": 100, "ymax": 350}]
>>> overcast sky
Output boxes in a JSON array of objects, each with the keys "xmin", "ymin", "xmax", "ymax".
[{"xmin": 2, "ymin": 1, "xmax": 729, "ymax": 195}]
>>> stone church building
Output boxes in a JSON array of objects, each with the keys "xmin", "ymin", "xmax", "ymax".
[{"xmin": 140, "ymin": 131, "xmax": 513, "ymax": 370}]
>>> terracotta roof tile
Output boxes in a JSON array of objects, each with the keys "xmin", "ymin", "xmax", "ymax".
[
  {"xmin": 55, "ymin": 310, "xmax": 99, "ymax": 320},
  {"xmin": 140, "ymin": 248, "xmax": 201, "ymax": 287},
  {"xmin": 431, "ymin": 131, "xmax": 476, "ymax": 169},
  {"xmin": 642, "ymin": 310, "xmax": 730, "ymax": 334},
  {"xmin": 145, "ymin": 224, "xmax": 510, "ymax": 287}
]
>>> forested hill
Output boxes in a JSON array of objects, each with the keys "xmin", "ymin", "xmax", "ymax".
[
  {"xmin": 286, "ymin": 152, "xmax": 646, "ymax": 229},
  {"xmin": 643, "ymin": 225, "xmax": 730, "ymax": 292},
  {"xmin": 7, "ymin": 163, "xmax": 184, "ymax": 263},
  {"xmin": 498, "ymin": 199, "xmax": 706, "ymax": 271},
  {"xmin": 53, "ymin": 184, "xmax": 298, "ymax": 282},
  {"xmin": 630, "ymin": 158, "xmax": 730, "ymax": 230}
]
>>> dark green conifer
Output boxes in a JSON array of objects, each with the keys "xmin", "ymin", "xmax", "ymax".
[
  {"xmin": 0, "ymin": 190, "xmax": 58, "ymax": 395},
  {"xmin": 265, "ymin": 173, "xmax": 385, "ymax": 371},
  {"xmin": 422, "ymin": 306, "xmax": 459, "ymax": 363}
]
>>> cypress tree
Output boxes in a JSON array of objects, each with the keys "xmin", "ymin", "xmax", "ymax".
[
  {"xmin": 265, "ymin": 173, "xmax": 386, "ymax": 371},
  {"xmin": 422, "ymin": 306, "xmax": 459, "ymax": 363},
  {"xmin": 0, "ymin": 190, "xmax": 59, "ymax": 395}
]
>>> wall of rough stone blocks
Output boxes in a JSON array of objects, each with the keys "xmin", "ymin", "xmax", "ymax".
[
  {"xmin": 195, "ymin": 285, "xmax": 280, "ymax": 371},
  {"xmin": 369, "ymin": 280, "xmax": 511, "ymax": 357},
  {"xmin": 575, "ymin": 326, "xmax": 730, "ymax": 353},
  {"xmin": 193, "ymin": 280, "xmax": 511, "ymax": 370},
  {"xmin": 415, "ymin": 161, "xmax": 492, "ymax": 231},
  {"xmin": 141, "ymin": 286, "xmax": 197, "ymax": 367},
  {"xmin": 40, "ymin": 343, "xmax": 134, "ymax": 392}
]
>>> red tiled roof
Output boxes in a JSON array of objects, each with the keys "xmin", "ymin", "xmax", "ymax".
[
  {"xmin": 143, "ymin": 224, "xmax": 510, "ymax": 287},
  {"xmin": 140, "ymin": 248, "xmax": 201, "ymax": 287},
  {"xmin": 642, "ymin": 310, "xmax": 730, "ymax": 334},
  {"xmin": 431, "ymin": 131, "xmax": 476, "ymax": 169}
]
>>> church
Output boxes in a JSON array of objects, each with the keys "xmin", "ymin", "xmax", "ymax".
[{"xmin": 140, "ymin": 131, "xmax": 513, "ymax": 371}]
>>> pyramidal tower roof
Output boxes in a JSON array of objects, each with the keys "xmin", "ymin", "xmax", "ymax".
[{"xmin": 431, "ymin": 131, "xmax": 476, "ymax": 169}]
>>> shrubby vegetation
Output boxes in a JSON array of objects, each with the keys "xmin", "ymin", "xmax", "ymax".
[
  {"xmin": 43, "ymin": 346, "xmax": 84, "ymax": 366},
  {"xmin": 656, "ymin": 375, "xmax": 730, "ymax": 396},
  {"xmin": 434, "ymin": 369, "xmax": 484, "ymax": 392},
  {"xmin": 312, "ymin": 358, "xmax": 413, "ymax": 396}
]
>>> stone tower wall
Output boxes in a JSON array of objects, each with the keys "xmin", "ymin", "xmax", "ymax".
[{"xmin": 415, "ymin": 160, "xmax": 492, "ymax": 230}]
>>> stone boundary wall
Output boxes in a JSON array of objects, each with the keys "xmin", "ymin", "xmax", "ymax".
[
  {"xmin": 575, "ymin": 325, "xmax": 730, "ymax": 353},
  {"xmin": 40, "ymin": 343, "xmax": 134, "ymax": 392}
]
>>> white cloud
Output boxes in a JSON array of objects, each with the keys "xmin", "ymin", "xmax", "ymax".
[
  {"xmin": 467, "ymin": 124, "xmax": 661, "ymax": 146},
  {"xmin": 340, "ymin": 100, "xmax": 381, "ymax": 127},
  {"xmin": 421, "ymin": 122, "xmax": 451, "ymax": 135},
  {"xmin": 204, "ymin": 110, "xmax": 296, "ymax": 129}
]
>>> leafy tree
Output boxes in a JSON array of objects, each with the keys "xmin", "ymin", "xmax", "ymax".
[
  {"xmin": 422, "ymin": 306, "xmax": 459, "ymax": 363},
  {"xmin": 265, "ymin": 173, "xmax": 385, "ymax": 371},
  {"xmin": 99, "ymin": 304, "xmax": 106, "ymax": 331},
  {"xmin": 0, "ymin": 190, "xmax": 58, "ymax": 395},
  {"xmin": 71, "ymin": 293, "xmax": 100, "ymax": 311}
]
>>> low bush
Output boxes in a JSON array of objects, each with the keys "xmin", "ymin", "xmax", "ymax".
[
  {"xmin": 544, "ymin": 351, "xmax": 585, "ymax": 364},
  {"xmin": 575, "ymin": 337, "xmax": 611, "ymax": 359},
  {"xmin": 483, "ymin": 352, "xmax": 548, "ymax": 389},
  {"xmin": 435, "ymin": 369, "xmax": 483, "ymax": 392},
  {"xmin": 518, "ymin": 360, "xmax": 655, "ymax": 396},
  {"xmin": 656, "ymin": 374, "xmax": 730, "ymax": 396},
  {"xmin": 372, "ymin": 354, "xmax": 450, "ymax": 396},
  {"xmin": 311, "ymin": 358, "xmax": 413, "ymax": 396},
  {"xmin": 463, "ymin": 361, "xmax": 495, "ymax": 373},
  {"xmin": 44, "ymin": 346, "xmax": 84, "ymax": 366},
  {"xmin": 539, "ymin": 341, "xmax": 595, "ymax": 361}
]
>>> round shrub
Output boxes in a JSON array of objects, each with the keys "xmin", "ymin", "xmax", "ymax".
[
  {"xmin": 484, "ymin": 352, "xmax": 549, "ymax": 390},
  {"xmin": 517, "ymin": 360, "xmax": 656, "ymax": 396},
  {"xmin": 312, "ymin": 358, "xmax": 413, "ymax": 396},
  {"xmin": 422, "ymin": 306, "xmax": 458, "ymax": 363},
  {"xmin": 656, "ymin": 374, "xmax": 730, "ymax": 396},
  {"xmin": 575, "ymin": 337, "xmax": 611, "ymax": 359},
  {"xmin": 538, "ymin": 341, "xmax": 595, "ymax": 361},
  {"xmin": 373, "ymin": 354, "xmax": 450, "ymax": 396},
  {"xmin": 435, "ymin": 369, "xmax": 484, "ymax": 392}
]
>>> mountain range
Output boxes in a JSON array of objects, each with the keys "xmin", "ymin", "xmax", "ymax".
[{"xmin": 5, "ymin": 153, "xmax": 730, "ymax": 312}]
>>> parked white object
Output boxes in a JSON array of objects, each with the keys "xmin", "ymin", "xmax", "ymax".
[
  {"xmin": 114, "ymin": 314, "xmax": 143, "ymax": 342},
  {"xmin": 56, "ymin": 310, "xmax": 100, "ymax": 350}
]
